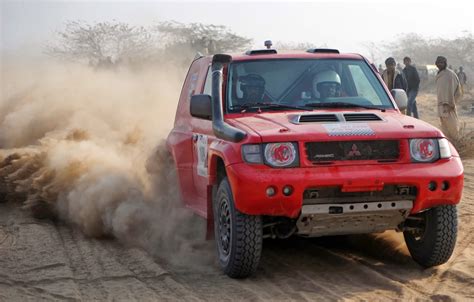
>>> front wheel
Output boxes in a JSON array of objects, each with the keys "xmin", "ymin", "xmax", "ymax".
[
  {"xmin": 404, "ymin": 205, "xmax": 457, "ymax": 267},
  {"xmin": 213, "ymin": 177, "xmax": 262, "ymax": 278}
]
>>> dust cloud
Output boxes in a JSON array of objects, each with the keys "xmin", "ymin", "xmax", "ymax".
[
  {"xmin": 0, "ymin": 55, "xmax": 412, "ymax": 269},
  {"xmin": 0, "ymin": 57, "xmax": 212, "ymax": 265}
]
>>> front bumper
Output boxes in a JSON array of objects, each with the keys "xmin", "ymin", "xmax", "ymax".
[{"xmin": 225, "ymin": 157, "xmax": 463, "ymax": 218}]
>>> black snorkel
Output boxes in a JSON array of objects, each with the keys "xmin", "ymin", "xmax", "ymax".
[{"xmin": 211, "ymin": 54, "xmax": 247, "ymax": 142}]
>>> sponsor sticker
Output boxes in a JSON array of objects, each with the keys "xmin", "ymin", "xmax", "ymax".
[
  {"xmin": 323, "ymin": 123, "xmax": 375, "ymax": 136},
  {"xmin": 196, "ymin": 134, "xmax": 208, "ymax": 177}
]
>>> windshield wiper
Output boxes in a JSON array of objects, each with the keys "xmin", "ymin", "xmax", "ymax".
[
  {"xmin": 304, "ymin": 102, "xmax": 385, "ymax": 111},
  {"xmin": 231, "ymin": 102, "xmax": 312, "ymax": 112}
]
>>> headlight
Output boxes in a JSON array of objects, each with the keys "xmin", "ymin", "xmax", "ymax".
[
  {"xmin": 410, "ymin": 139, "xmax": 439, "ymax": 162},
  {"xmin": 242, "ymin": 144, "xmax": 262, "ymax": 164},
  {"xmin": 264, "ymin": 142, "xmax": 299, "ymax": 167},
  {"xmin": 438, "ymin": 138, "xmax": 452, "ymax": 159}
]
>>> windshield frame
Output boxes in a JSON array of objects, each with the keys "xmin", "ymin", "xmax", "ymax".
[{"xmin": 225, "ymin": 58, "xmax": 395, "ymax": 114}]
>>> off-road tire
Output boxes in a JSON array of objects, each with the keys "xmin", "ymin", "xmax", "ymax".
[
  {"xmin": 214, "ymin": 177, "xmax": 262, "ymax": 278},
  {"xmin": 404, "ymin": 205, "xmax": 457, "ymax": 267}
]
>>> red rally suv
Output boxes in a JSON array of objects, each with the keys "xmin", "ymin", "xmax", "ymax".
[{"xmin": 167, "ymin": 46, "xmax": 464, "ymax": 278}]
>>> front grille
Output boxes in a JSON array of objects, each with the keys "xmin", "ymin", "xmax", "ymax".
[
  {"xmin": 299, "ymin": 114, "xmax": 339, "ymax": 123},
  {"xmin": 303, "ymin": 185, "xmax": 417, "ymax": 205},
  {"xmin": 305, "ymin": 140, "xmax": 399, "ymax": 162}
]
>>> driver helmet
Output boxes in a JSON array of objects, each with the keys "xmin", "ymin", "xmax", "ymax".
[
  {"xmin": 240, "ymin": 74, "xmax": 265, "ymax": 101},
  {"xmin": 312, "ymin": 70, "xmax": 341, "ymax": 98}
]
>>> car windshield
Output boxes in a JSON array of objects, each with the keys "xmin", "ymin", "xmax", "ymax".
[{"xmin": 226, "ymin": 59, "xmax": 393, "ymax": 113}]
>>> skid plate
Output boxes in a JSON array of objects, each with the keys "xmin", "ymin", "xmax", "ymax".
[{"xmin": 296, "ymin": 200, "xmax": 413, "ymax": 237}]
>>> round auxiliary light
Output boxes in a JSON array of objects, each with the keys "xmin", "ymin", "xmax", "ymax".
[
  {"xmin": 282, "ymin": 186, "xmax": 293, "ymax": 196},
  {"xmin": 266, "ymin": 186, "xmax": 276, "ymax": 197},
  {"xmin": 428, "ymin": 181, "xmax": 437, "ymax": 191},
  {"xmin": 441, "ymin": 181, "xmax": 450, "ymax": 191}
]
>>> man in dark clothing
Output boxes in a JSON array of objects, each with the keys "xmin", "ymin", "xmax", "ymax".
[
  {"xmin": 382, "ymin": 57, "xmax": 407, "ymax": 91},
  {"xmin": 403, "ymin": 56, "xmax": 420, "ymax": 118}
]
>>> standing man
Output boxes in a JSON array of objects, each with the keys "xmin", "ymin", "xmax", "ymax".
[
  {"xmin": 457, "ymin": 66, "xmax": 467, "ymax": 93},
  {"xmin": 435, "ymin": 56, "xmax": 462, "ymax": 141},
  {"xmin": 382, "ymin": 57, "xmax": 407, "ymax": 91},
  {"xmin": 403, "ymin": 57, "xmax": 421, "ymax": 118},
  {"xmin": 383, "ymin": 57, "xmax": 407, "ymax": 114}
]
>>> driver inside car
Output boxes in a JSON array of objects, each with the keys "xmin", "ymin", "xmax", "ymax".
[
  {"xmin": 239, "ymin": 74, "xmax": 266, "ymax": 103},
  {"xmin": 312, "ymin": 70, "xmax": 342, "ymax": 99}
]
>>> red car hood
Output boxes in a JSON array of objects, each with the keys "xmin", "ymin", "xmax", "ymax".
[{"xmin": 226, "ymin": 110, "xmax": 442, "ymax": 142}]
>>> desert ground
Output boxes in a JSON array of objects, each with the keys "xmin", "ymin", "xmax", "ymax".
[
  {"xmin": 1, "ymin": 174, "xmax": 474, "ymax": 302},
  {"xmin": 1, "ymin": 64, "xmax": 473, "ymax": 301}
]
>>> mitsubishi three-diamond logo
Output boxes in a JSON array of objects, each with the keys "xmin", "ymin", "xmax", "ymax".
[{"xmin": 347, "ymin": 144, "xmax": 362, "ymax": 157}]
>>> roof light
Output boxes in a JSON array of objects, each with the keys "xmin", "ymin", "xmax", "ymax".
[
  {"xmin": 245, "ymin": 49, "xmax": 278, "ymax": 55},
  {"xmin": 306, "ymin": 48, "xmax": 340, "ymax": 54}
]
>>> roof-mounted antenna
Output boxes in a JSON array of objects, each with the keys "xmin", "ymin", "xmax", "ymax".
[{"xmin": 264, "ymin": 40, "xmax": 273, "ymax": 49}]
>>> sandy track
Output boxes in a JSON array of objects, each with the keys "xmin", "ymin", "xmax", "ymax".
[{"xmin": 1, "ymin": 162, "xmax": 473, "ymax": 301}]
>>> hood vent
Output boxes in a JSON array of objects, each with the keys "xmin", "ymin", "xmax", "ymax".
[
  {"xmin": 299, "ymin": 114, "xmax": 339, "ymax": 123},
  {"xmin": 344, "ymin": 113, "xmax": 382, "ymax": 121}
]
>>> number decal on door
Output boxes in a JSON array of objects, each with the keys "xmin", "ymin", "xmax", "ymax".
[{"xmin": 196, "ymin": 134, "xmax": 208, "ymax": 177}]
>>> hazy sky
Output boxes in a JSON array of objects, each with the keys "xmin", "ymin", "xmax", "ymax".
[{"xmin": 1, "ymin": 0, "xmax": 473, "ymax": 58}]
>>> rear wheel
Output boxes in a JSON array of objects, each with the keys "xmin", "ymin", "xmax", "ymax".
[
  {"xmin": 214, "ymin": 177, "xmax": 262, "ymax": 278},
  {"xmin": 404, "ymin": 205, "xmax": 457, "ymax": 267}
]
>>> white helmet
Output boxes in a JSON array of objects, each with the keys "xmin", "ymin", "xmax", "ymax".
[
  {"xmin": 312, "ymin": 70, "xmax": 341, "ymax": 98},
  {"xmin": 313, "ymin": 70, "xmax": 341, "ymax": 86}
]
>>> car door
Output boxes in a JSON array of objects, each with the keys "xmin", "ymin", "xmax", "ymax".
[
  {"xmin": 167, "ymin": 58, "xmax": 205, "ymax": 209},
  {"xmin": 190, "ymin": 64, "xmax": 215, "ymax": 217}
]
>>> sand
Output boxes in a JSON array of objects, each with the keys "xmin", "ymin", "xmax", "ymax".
[{"xmin": 1, "ymin": 165, "xmax": 473, "ymax": 301}]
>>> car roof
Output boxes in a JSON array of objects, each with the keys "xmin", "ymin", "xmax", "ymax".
[{"xmin": 229, "ymin": 51, "xmax": 364, "ymax": 62}]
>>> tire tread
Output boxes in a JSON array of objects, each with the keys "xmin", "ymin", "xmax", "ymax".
[
  {"xmin": 216, "ymin": 177, "xmax": 262, "ymax": 278},
  {"xmin": 405, "ymin": 205, "xmax": 457, "ymax": 267}
]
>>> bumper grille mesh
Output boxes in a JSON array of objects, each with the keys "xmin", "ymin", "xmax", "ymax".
[{"xmin": 305, "ymin": 140, "xmax": 400, "ymax": 162}]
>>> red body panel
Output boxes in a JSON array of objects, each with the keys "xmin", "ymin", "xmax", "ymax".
[
  {"xmin": 226, "ymin": 157, "xmax": 463, "ymax": 217},
  {"xmin": 167, "ymin": 52, "xmax": 464, "ymax": 220}
]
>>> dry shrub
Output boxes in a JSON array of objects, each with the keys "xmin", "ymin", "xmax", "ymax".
[{"xmin": 452, "ymin": 122, "xmax": 474, "ymax": 159}]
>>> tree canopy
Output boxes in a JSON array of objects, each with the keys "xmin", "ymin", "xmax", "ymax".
[
  {"xmin": 45, "ymin": 20, "xmax": 253, "ymax": 69},
  {"xmin": 379, "ymin": 32, "xmax": 473, "ymax": 71},
  {"xmin": 45, "ymin": 20, "xmax": 156, "ymax": 68},
  {"xmin": 155, "ymin": 21, "xmax": 252, "ymax": 55}
]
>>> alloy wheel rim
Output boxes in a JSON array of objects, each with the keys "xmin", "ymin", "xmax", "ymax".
[{"xmin": 218, "ymin": 197, "xmax": 232, "ymax": 256}]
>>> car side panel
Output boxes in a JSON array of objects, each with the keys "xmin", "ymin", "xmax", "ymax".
[{"xmin": 167, "ymin": 57, "xmax": 208, "ymax": 208}]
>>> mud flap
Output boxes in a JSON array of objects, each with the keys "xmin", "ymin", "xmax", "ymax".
[{"xmin": 206, "ymin": 184, "xmax": 216, "ymax": 240}]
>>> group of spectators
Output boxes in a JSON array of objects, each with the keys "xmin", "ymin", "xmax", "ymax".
[{"xmin": 378, "ymin": 56, "xmax": 467, "ymax": 141}]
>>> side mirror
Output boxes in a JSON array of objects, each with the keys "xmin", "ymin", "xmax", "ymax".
[
  {"xmin": 190, "ymin": 94, "xmax": 212, "ymax": 120},
  {"xmin": 391, "ymin": 89, "xmax": 407, "ymax": 111}
]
